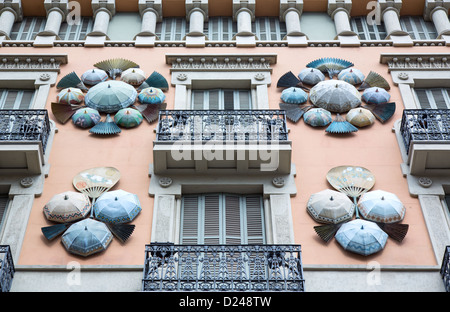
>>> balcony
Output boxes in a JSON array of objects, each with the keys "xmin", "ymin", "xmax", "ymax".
[
  {"xmin": 400, "ymin": 109, "xmax": 450, "ymax": 176},
  {"xmin": 0, "ymin": 245, "xmax": 15, "ymax": 292},
  {"xmin": 153, "ymin": 110, "xmax": 292, "ymax": 174},
  {"xmin": 441, "ymin": 246, "xmax": 450, "ymax": 292},
  {"xmin": 0, "ymin": 109, "xmax": 51, "ymax": 175},
  {"xmin": 142, "ymin": 244, "xmax": 304, "ymax": 292}
]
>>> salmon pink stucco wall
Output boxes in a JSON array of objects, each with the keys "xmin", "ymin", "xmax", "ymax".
[{"xmin": 11, "ymin": 45, "xmax": 447, "ymax": 267}]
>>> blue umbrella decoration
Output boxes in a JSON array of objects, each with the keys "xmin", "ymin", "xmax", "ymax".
[
  {"xmin": 335, "ymin": 218, "xmax": 388, "ymax": 256},
  {"xmin": 278, "ymin": 58, "xmax": 395, "ymax": 129},
  {"xmin": 298, "ymin": 68, "xmax": 325, "ymax": 86},
  {"xmin": 61, "ymin": 218, "xmax": 113, "ymax": 257},
  {"xmin": 280, "ymin": 87, "xmax": 308, "ymax": 104},
  {"xmin": 93, "ymin": 189, "xmax": 142, "ymax": 225},
  {"xmin": 41, "ymin": 167, "xmax": 139, "ymax": 254},
  {"xmin": 52, "ymin": 59, "xmax": 170, "ymax": 136},
  {"xmin": 72, "ymin": 108, "xmax": 101, "ymax": 129},
  {"xmin": 362, "ymin": 87, "xmax": 391, "ymax": 104}
]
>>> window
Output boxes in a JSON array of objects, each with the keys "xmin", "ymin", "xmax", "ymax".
[
  {"xmin": 180, "ymin": 193, "xmax": 265, "ymax": 245},
  {"xmin": 351, "ymin": 16, "xmax": 387, "ymax": 40},
  {"xmin": 58, "ymin": 17, "xmax": 93, "ymax": 40},
  {"xmin": 300, "ymin": 12, "xmax": 336, "ymax": 40},
  {"xmin": 10, "ymin": 17, "xmax": 46, "ymax": 40},
  {"xmin": 107, "ymin": 13, "xmax": 141, "ymax": 41},
  {"xmin": 205, "ymin": 17, "xmax": 237, "ymax": 41},
  {"xmin": 191, "ymin": 89, "xmax": 252, "ymax": 110},
  {"xmin": 414, "ymin": 88, "xmax": 450, "ymax": 109},
  {"xmin": 155, "ymin": 18, "xmax": 187, "ymax": 41},
  {"xmin": 0, "ymin": 90, "xmax": 35, "ymax": 109},
  {"xmin": 0, "ymin": 196, "xmax": 8, "ymax": 232},
  {"xmin": 400, "ymin": 16, "xmax": 437, "ymax": 40},
  {"xmin": 253, "ymin": 17, "xmax": 286, "ymax": 41}
]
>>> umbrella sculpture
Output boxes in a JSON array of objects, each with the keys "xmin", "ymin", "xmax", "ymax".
[
  {"xmin": 362, "ymin": 87, "xmax": 391, "ymax": 104},
  {"xmin": 93, "ymin": 189, "xmax": 142, "ymax": 224},
  {"xmin": 121, "ymin": 68, "xmax": 146, "ymax": 86},
  {"xmin": 71, "ymin": 107, "xmax": 101, "ymax": 129},
  {"xmin": 335, "ymin": 218, "xmax": 388, "ymax": 256},
  {"xmin": 43, "ymin": 191, "xmax": 91, "ymax": 223},
  {"xmin": 61, "ymin": 218, "xmax": 113, "ymax": 257},
  {"xmin": 114, "ymin": 108, "xmax": 143, "ymax": 128},
  {"xmin": 310, "ymin": 80, "xmax": 361, "ymax": 113},
  {"xmin": 85, "ymin": 80, "xmax": 137, "ymax": 113},
  {"xmin": 358, "ymin": 190, "xmax": 406, "ymax": 224},
  {"xmin": 346, "ymin": 107, "xmax": 375, "ymax": 128},
  {"xmin": 81, "ymin": 68, "xmax": 108, "ymax": 86},
  {"xmin": 138, "ymin": 87, "xmax": 166, "ymax": 104},
  {"xmin": 337, "ymin": 68, "xmax": 365, "ymax": 85},
  {"xmin": 280, "ymin": 87, "xmax": 308, "ymax": 104},
  {"xmin": 303, "ymin": 108, "xmax": 332, "ymax": 127},
  {"xmin": 307, "ymin": 189, "xmax": 355, "ymax": 224},
  {"xmin": 298, "ymin": 68, "xmax": 325, "ymax": 86},
  {"xmin": 56, "ymin": 88, "xmax": 85, "ymax": 105}
]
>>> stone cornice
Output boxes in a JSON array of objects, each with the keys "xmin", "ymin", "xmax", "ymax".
[
  {"xmin": 0, "ymin": 53, "xmax": 68, "ymax": 72},
  {"xmin": 165, "ymin": 53, "xmax": 277, "ymax": 72},
  {"xmin": 380, "ymin": 53, "xmax": 450, "ymax": 71}
]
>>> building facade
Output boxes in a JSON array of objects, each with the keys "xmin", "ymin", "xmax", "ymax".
[{"xmin": 0, "ymin": 0, "xmax": 449, "ymax": 293}]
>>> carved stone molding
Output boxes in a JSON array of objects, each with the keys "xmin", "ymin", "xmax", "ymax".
[
  {"xmin": 380, "ymin": 53, "xmax": 450, "ymax": 71},
  {"xmin": 0, "ymin": 53, "xmax": 68, "ymax": 72},
  {"xmin": 165, "ymin": 54, "xmax": 277, "ymax": 72}
]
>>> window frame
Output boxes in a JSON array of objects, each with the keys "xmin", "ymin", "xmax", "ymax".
[
  {"xmin": 58, "ymin": 17, "xmax": 94, "ymax": 41},
  {"xmin": 351, "ymin": 16, "xmax": 387, "ymax": 40},
  {"xmin": 191, "ymin": 89, "xmax": 252, "ymax": 110},
  {"xmin": 180, "ymin": 193, "xmax": 266, "ymax": 245},
  {"xmin": 400, "ymin": 16, "xmax": 438, "ymax": 40},
  {"xmin": 0, "ymin": 89, "xmax": 36, "ymax": 109},
  {"xmin": 10, "ymin": 17, "xmax": 46, "ymax": 41}
]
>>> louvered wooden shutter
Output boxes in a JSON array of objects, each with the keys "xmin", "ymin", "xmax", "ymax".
[
  {"xmin": 181, "ymin": 194, "xmax": 265, "ymax": 245},
  {"xmin": 415, "ymin": 89, "xmax": 432, "ymax": 108},
  {"xmin": 208, "ymin": 90, "xmax": 220, "ymax": 110},
  {"xmin": 431, "ymin": 89, "xmax": 448, "ymax": 109},
  {"xmin": 192, "ymin": 90, "xmax": 204, "ymax": 110},
  {"xmin": 223, "ymin": 90, "xmax": 234, "ymax": 110},
  {"xmin": 238, "ymin": 91, "xmax": 251, "ymax": 109},
  {"xmin": 204, "ymin": 194, "xmax": 221, "ymax": 244},
  {"xmin": 244, "ymin": 195, "xmax": 265, "ymax": 244},
  {"xmin": 0, "ymin": 196, "xmax": 9, "ymax": 231},
  {"xmin": 19, "ymin": 91, "xmax": 35, "ymax": 109},
  {"xmin": 180, "ymin": 195, "xmax": 200, "ymax": 244}
]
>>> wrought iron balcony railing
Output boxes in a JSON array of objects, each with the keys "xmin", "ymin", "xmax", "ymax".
[
  {"xmin": 0, "ymin": 109, "xmax": 51, "ymax": 154},
  {"xmin": 142, "ymin": 244, "xmax": 304, "ymax": 292},
  {"xmin": 400, "ymin": 109, "xmax": 450, "ymax": 155},
  {"xmin": 0, "ymin": 245, "xmax": 15, "ymax": 292},
  {"xmin": 156, "ymin": 110, "xmax": 289, "ymax": 143},
  {"xmin": 441, "ymin": 245, "xmax": 450, "ymax": 292}
]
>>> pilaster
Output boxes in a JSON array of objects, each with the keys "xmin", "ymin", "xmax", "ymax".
[
  {"xmin": 34, "ymin": 0, "xmax": 69, "ymax": 47},
  {"xmin": 85, "ymin": 0, "xmax": 116, "ymax": 47},
  {"xmin": 280, "ymin": 0, "xmax": 307, "ymax": 46},
  {"xmin": 134, "ymin": 0, "xmax": 162, "ymax": 47},
  {"xmin": 424, "ymin": 0, "xmax": 450, "ymax": 45},
  {"xmin": 328, "ymin": 0, "xmax": 360, "ymax": 46},
  {"xmin": 378, "ymin": 0, "xmax": 413, "ymax": 46},
  {"xmin": 185, "ymin": 0, "xmax": 208, "ymax": 47},
  {"xmin": 0, "ymin": 0, "xmax": 22, "ymax": 43},
  {"xmin": 233, "ymin": 0, "xmax": 256, "ymax": 47}
]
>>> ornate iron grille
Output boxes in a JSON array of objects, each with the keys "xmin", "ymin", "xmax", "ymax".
[
  {"xmin": 441, "ymin": 245, "xmax": 450, "ymax": 292},
  {"xmin": 156, "ymin": 110, "xmax": 289, "ymax": 142},
  {"xmin": 400, "ymin": 109, "xmax": 450, "ymax": 155},
  {"xmin": 142, "ymin": 244, "xmax": 304, "ymax": 292},
  {"xmin": 0, "ymin": 110, "xmax": 51, "ymax": 154},
  {"xmin": 0, "ymin": 245, "xmax": 15, "ymax": 292}
]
